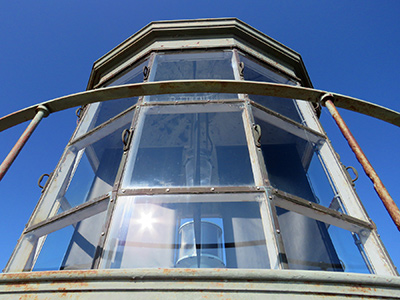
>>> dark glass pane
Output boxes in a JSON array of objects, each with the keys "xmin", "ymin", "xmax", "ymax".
[
  {"xmin": 32, "ymin": 210, "xmax": 106, "ymax": 271},
  {"xmin": 74, "ymin": 60, "xmax": 147, "ymax": 139},
  {"xmin": 253, "ymin": 108, "xmax": 336, "ymax": 209},
  {"xmin": 240, "ymin": 54, "xmax": 302, "ymax": 123},
  {"xmin": 58, "ymin": 113, "xmax": 132, "ymax": 213}
]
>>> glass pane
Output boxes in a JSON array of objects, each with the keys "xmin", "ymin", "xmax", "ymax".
[
  {"xmin": 123, "ymin": 105, "xmax": 254, "ymax": 187},
  {"xmin": 73, "ymin": 60, "xmax": 147, "ymax": 139},
  {"xmin": 253, "ymin": 108, "xmax": 337, "ymax": 210},
  {"xmin": 277, "ymin": 208, "xmax": 370, "ymax": 273},
  {"xmin": 101, "ymin": 194, "xmax": 270, "ymax": 269},
  {"xmin": 31, "ymin": 112, "xmax": 132, "ymax": 225},
  {"xmin": 59, "ymin": 117, "xmax": 130, "ymax": 212},
  {"xmin": 240, "ymin": 54, "xmax": 302, "ymax": 123},
  {"xmin": 147, "ymin": 51, "xmax": 237, "ymax": 102},
  {"xmin": 32, "ymin": 209, "xmax": 106, "ymax": 271}
]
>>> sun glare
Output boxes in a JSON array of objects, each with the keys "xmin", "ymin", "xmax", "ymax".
[{"xmin": 139, "ymin": 212, "xmax": 155, "ymax": 230}]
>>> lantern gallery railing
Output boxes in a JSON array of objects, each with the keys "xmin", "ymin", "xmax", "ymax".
[
  {"xmin": 1, "ymin": 80, "xmax": 400, "ymax": 232},
  {"xmin": 1, "ymin": 80, "xmax": 400, "ymax": 132}
]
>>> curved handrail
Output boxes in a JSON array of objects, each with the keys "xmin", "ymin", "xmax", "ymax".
[{"xmin": 1, "ymin": 80, "xmax": 399, "ymax": 132}]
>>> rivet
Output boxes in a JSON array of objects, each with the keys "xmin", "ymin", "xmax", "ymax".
[
  {"xmin": 101, "ymin": 232, "xmax": 105, "ymax": 236},
  {"xmin": 276, "ymin": 229, "xmax": 280, "ymax": 234},
  {"xmin": 360, "ymin": 230, "xmax": 368, "ymax": 237},
  {"xmin": 211, "ymin": 187, "xmax": 215, "ymax": 191},
  {"xmin": 110, "ymin": 199, "xmax": 114, "ymax": 202},
  {"xmin": 121, "ymin": 189, "xmax": 126, "ymax": 194},
  {"xmin": 256, "ymin": 186, "xmax": 260, "ymax": 190},
  {"xmin": 268, "ymin": 196, "xmax": 272, "ymax": 200},
  {"xmin": 166, "ymin": 188, "xmax": 170, "ymax": 192}
]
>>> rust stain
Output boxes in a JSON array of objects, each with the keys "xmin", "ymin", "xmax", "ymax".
[
  {"xmin": 348, "ymin": 285, "xmax": 377, "ymax": 294},
  {"xmin": 210, "ymin": 282, "xmax": 225, "ymax": 288},
  {"xmin": 18, "ymin": 295, "xmax": 39, "ymax": 300},
  {"xmin": 162, "ymin": 268, "xmax": 172, "ymax": 275}
]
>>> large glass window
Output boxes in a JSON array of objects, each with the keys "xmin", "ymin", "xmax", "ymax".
[
  {"xmin": 101, "ymin": 194, "xmax": 270, "ymax": 269},
  {"xmin": 73, "ymin": 59, "xmax": 147, "ymax": 139},
  {"xmin": 253, "ymin": 107, "xmax": 338, "ymax": 210},
  {"xmin": 123, "ymin": 104, "xmax": 254, "ymax": 188},
  {"xmin": 240, "ymin": 54, "xmax": 303, "ymax": 123},
  {"xmin": 146, "ymin": 51, "xmax": 237, "ymax": 102},
  {"xmin": 275, "ymin": 208, "xmax": 370, "ymax": 273},
  {"xmin": 32, "ymin": 210, "xmax": 106, "ymax": 271},
  {"xmin": 31, "ymin": 111, "xmax": 133, "ymax": 225}
]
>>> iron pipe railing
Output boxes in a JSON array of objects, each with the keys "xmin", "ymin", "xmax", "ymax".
[{"xmin": 1, "ymin": 80, "xmax": 399, "ymax": 132}]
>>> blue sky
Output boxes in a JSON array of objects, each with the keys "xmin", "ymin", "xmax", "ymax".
[{"xmin": 0, "ymin": 1, "xmax": 399, "ymax": 272}]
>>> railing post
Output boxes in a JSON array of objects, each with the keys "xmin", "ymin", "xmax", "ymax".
[
  {"xmin": 321, "ymin": 93, "xmax": 400, "ymax": 231},
  {"xmin": 0, "ymin": 105, "xmax": 49, "ymax": 181}
]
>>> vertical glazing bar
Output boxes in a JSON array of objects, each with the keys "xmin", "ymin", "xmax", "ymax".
[
  {"xmin": 322, "ymin": 94, "xmax": 400, "ymax": 231},
  {"xmin": 0, "ymin": 105, "xmax": 49, "ymax": 181}
]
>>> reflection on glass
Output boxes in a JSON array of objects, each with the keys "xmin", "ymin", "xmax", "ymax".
[
  {"xmin": 32, "ymin": 210, "xmax": 106, "ymax": 271},
  {"xmin": 240, "ymin": 54, "xmax": 302, "ymax": 123},
  {"xmin": 277, "ymin": 208, "xmax": 370, "ymax": 273},
  {"xmin": 147, "ymin": 51, "xmax": 237, "ymax": 102},
  {"xmin": 123, "ymin": 106, "xmax": 254, "ymax": 187},
  {"xmin": 101, "ymin": 194, "xmax": 269, "ymax": 269},
  {"xmin": 254, "ymin": 110, "xmax": 337, "ymax": 209}
]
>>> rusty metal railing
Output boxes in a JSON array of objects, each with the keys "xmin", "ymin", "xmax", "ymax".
[{"xmin": 321, "ymin": 94, "xmax": 400, "ymax": 231}]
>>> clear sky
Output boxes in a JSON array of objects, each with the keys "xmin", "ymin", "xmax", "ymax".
[{"xmin": 0, "ymin": 1, "xmax": 399, "ymax": 272}]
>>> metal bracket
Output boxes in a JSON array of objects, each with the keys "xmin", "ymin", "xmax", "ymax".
[
  {"xmin": 75, "ymin": 106, "xmax": 83, "ymax": 122},
  {"xmin": 252, "ymin": 124, "xmax": 262, "ymax": 148},
  {"xmin": 143, "ymin": 66, "xmax": 150, "ymax": 81},
  {"xmin": 239, "ymin": 62, "xmax": 244, "ymax": 78},
  {"xmin": 345, "ymin": 166, "xmax": 359, "ymax": 185},
  {"xmin": 320, "ymin": 93, "xmax": 335, "ymax": 105},
  {"xmin": 38, "ymin": 173, "xmax": 52, "ymax": 192},
  {"xmin": 122, "ymin": 129, "xmax": 133, "ymax": 151}
]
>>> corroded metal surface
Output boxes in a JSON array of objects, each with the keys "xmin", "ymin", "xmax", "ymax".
[
  {"xmin": 0, "ymin": 105, "xmax": 49, "ymax": 181},
  {"xmin": 0, "ymin": 268, "xmax": 399, "ymax": 299},
  {"xmin": 1, "ymin": 80, "xmax": 399, "ymax": 133},
  {"xmin": 323, "ymin": 96, "xmax": 400, "ymax": 231}
]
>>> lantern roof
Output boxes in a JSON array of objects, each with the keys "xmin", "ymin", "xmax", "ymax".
[{"xmin": 87, "ymin": 18, "xmax": 312, "ymax": 89}]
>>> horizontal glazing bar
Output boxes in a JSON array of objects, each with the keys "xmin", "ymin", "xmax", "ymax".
[
  {"xmin": 118, "ymin": 186, "xmax": 263, "ymax": 196},
  {"xmin": 250, "ymin": 101, "xmax": 326, "ymax": 139},
  {"xmin": 24, "ymin": 195, "xmax": 109, "ymax": 237},
  {"xmin": 271, "ymin": 189, "xmax": 373, "ymax": 232}
]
